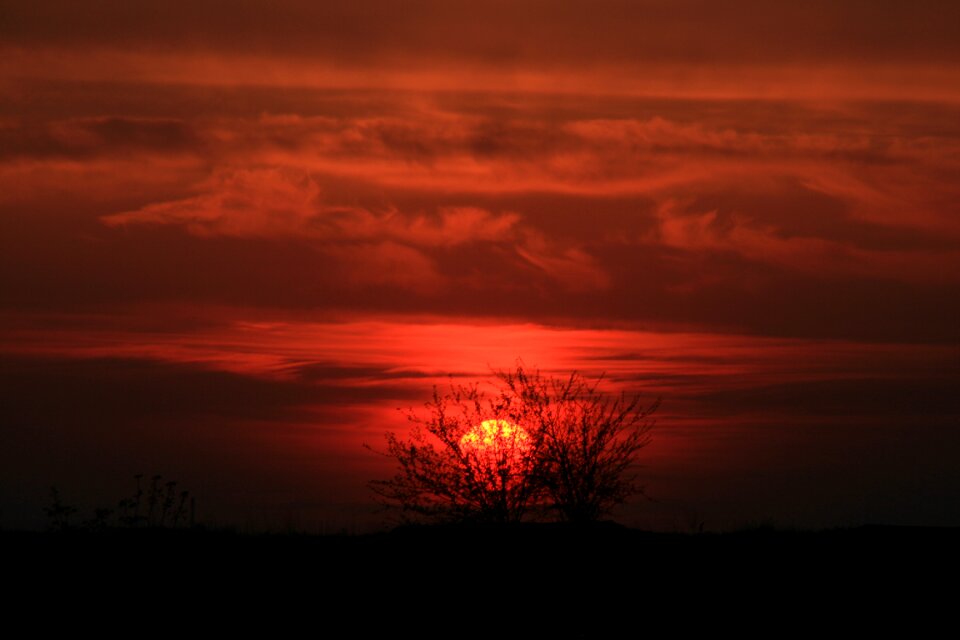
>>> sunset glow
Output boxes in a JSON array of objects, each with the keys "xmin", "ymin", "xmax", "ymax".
[{"xmin": 2, "ymin": 1, "xmax": 958, "ymax": 532}]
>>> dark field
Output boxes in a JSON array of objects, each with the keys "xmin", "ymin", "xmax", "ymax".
[{"xmin": 6, "ymin": 522, "xmax": 955, "ymax": 630}]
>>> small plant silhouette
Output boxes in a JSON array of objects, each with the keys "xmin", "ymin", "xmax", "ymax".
[
  {"xmin": 43, "ymin": 487, "xmax": 77, "ymax": 531},
  {"xmin": 116, "ymin": 474, "xmax": 193, "ymax": 528},
  {"xmin": 46, "ymin": 473, "xmax": 194, "ymax": 531}
]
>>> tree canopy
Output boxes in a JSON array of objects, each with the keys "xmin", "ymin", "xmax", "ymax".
[{"xmin": 368, "ymin": 364, "xmax": 659, "ymax": 524}]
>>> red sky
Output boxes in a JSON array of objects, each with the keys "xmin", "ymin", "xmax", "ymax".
[{"xmin": 2, "ymin": 1, "xmax": 958, "ymax": 531}]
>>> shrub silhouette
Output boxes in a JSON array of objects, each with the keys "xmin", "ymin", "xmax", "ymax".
[{"xmin": 369, "ymin": 364, "xmax": 659, "ymax": 524}]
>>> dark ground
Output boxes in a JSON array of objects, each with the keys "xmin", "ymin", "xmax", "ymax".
[{"xmin": 4, "ymin": 523, "xmax": 955, "ymax": 632}]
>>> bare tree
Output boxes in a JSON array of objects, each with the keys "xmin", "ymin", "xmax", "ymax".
[
  {"xmin": 498, "ymin": 366, "xmax": 659, "ymax": 523},
  {"xmin": 368, "ymin": 379, "xmax": 546, "ymax": 523},
  {"xmin": 369, "ymin": 364, "xmax": 659, "ymax": 524}
]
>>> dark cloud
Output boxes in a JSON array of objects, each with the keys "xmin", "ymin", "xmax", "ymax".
[
  {"xmin": 691, "ymin": 377, "xmax": 960, "ymax": 418},
  {"xmin": 0, "ymin": 355, "xmax": 417, "ymax": 424},
  {"xmin": 3, "ymin": 1, "xmax": 959, "ymax": 65},
  {"xmin": 0, "ymin": 117, "xmax": 200, "ymax": 160},
  {"xmin": 292, "ymin": 363, "xmax": 471, "ymax": 383},
  {"xmin": 79, "ymin": 117, "xmax": 200, "ymax": 153}
]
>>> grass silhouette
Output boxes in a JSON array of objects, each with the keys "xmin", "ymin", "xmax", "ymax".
[{"xmin": 44, "ymin": 473, "xmax": 194, "ymax": 532}]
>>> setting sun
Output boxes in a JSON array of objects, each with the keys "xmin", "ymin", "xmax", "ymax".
[
  {"xmin": 457, "ymin": 419, "xmax": 532, "ymax": 490},
  {"xmin": 460, "ymin": 419, "xmax": 530, "ymax": 453}
]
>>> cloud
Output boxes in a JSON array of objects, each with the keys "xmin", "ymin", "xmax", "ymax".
[
  {"xmin": 325, "ymin": 241, "xmax": 443, "ymax": 293},
  {"xmin": 515, "ymin": 231, "xmax": 610, "ymax": 291},
  {"xmin": 102, "ymin": 169, "xmax": 521, "ymax": 244},
  {"xmin": 650, "ymin": 195, "xmax": 960, "ymax": 285},
  {"xmin": 101, "ymin": 168, "xmax": 322, "ymax": 236},
  {"xmin": 2, "ymin": 74, "xmax": 959, "ymax": 340},
  {"xmin": 99, "ymin": 167, "xmax": 611, "ymax": 293},
  {"xmin": 4, "ymin": 1, "xmax": 960, "ymax": 67},
  {"xmin": 0, "ymin": 116, "xmax": 200, "ymax": 161}
]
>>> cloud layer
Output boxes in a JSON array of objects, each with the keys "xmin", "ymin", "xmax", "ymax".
[{"xmin": 3, "ymin": 88, "xmax": 959, "ymax": 341}]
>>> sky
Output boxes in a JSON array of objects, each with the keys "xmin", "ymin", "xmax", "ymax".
[{"xmin": 1, "ymin": 1, "xmax": 958, "ymax": 531}]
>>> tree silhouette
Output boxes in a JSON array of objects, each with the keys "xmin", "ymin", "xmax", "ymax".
[
  {"xmin": 369, "ymin": 379, "xmax": 544, "ymax": 523},
  {"xmin": 369, "ymin": 364, "xmax": 659, "ymax": 524},
  {"xmin": 500, "ymin": 366, "xmax": 660, "ymax": 522}
]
